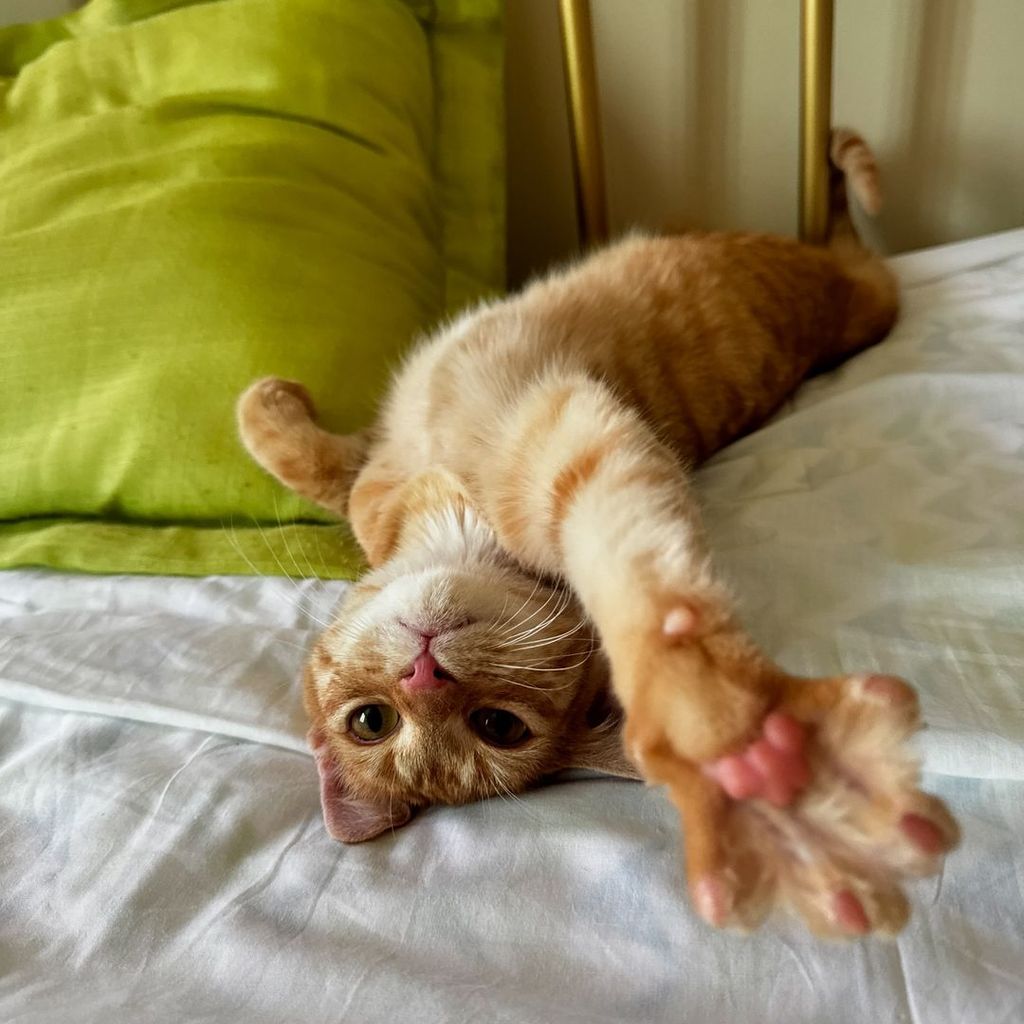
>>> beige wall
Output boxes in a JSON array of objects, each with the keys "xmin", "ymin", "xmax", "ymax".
[
  {"xmin": 507, "ymin": 0, "xmax": 1024, "ymax": 284},
  {"xmin": 0, "ymin": 0, "xmax": 77, "ymax": 23}
]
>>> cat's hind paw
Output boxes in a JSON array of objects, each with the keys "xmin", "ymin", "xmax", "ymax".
[
  {"xmin": 236, "ymin": 376, "xmax": 363, "ymax": 518},
  {"xmin": 238, "ymin": 376, "xmax": 317, "ymax": 433}
]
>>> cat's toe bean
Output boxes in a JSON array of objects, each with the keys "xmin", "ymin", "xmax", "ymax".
[
  {"xmin": 763, "ymin": 711, "xmax": 805, "ymax": 753},
  {"xmin": 706, "ymin": 754, "xmax": 761, "ymax": 800},
  {"xmin": 856, "ymin": 673, "xmax": 919, "ymax": 711},
  {"xmin": 266, "ymin": 379, "xmax": 315, "ymax": 417},
  {"xmin": 693, "ymin": 873, "xmax": 733, "ymax": 927},
  {"xmin": 704, "ymin": 713, "xmax": 811, "ymax": 807},
  {"xmin": 900, "ymin": 813, "xmax": 946, "ymax": 855},
  {"xmin": 831, "ymin": 889, "xmax": 871, "ymax": 935},
  {"xmin": 895, "ymin": 795, "xmax": 960, "ymax": 863},
  {"xmin": 661, "ymin": 603, "xmax": 701, "ymax": 639}
]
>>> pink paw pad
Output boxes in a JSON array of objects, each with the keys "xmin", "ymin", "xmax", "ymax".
[
  {"xmin": 662, "ymin": 604, "xmax": 701, "ymax": 639},
  {"xmin": 705, "ymin": 712, "xmax": 810, "ymax": 807},
  {"xmin": 832, "ymin": 889, "xmax": 870, "ymax": 934},
  {"xmin": 693, "ymin": 874, "xmax": 731, "ymax": 927},
  {"xmin": 900, "ymin": 812, "xmax": 946, "ymax": 855},
  {"xmin": 861, "ymin": 673, "xmax": 916, "ymax": 707}
]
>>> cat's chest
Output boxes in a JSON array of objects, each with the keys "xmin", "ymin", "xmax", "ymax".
[{"xmin": 391, "ymin": 333, "xmax": 532, "ymax": 470}]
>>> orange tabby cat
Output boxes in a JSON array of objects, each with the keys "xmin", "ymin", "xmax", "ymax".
[{"xmin": 238, "ymin": 130, "xmax": 958, "ymax": 938}]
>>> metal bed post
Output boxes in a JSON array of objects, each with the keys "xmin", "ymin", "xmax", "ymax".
[
  {"xmin": 558, "ymin": 0, "xmax": 609, "ymax": 248},
  {"xmin": 799, "ymin": 0, "xmax": 835, "ymax": 243},
  {"xmin": 560, "ymin": 0, "xmax": 834, "ymax": 246}
]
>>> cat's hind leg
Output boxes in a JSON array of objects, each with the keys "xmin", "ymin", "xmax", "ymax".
[
  {"xmin": 480, "ymin": 371, "xmax": 958, "ymax": 937},
  {"xmin": 237, "ymin": 377, "xmax": 368, "ymax": 518}
]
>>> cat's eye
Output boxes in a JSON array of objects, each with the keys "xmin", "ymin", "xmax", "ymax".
[
  {"xmin": 470, "ymin": 708, "xmax": 530, "ymax": 747},
  {"xmin": 348, "ymin": 704, "xmax": 400, "ymax": 742}
]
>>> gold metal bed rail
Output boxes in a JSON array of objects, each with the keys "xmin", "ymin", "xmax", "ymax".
[
  {"xmin": 557, "ymin": 0, "xmax": 609, "ymax": 248},
  {"xmin": 557, "ymin": 0, "xmax": 836, "ymax": 247},
  {"xmin": 799, "ymin": 0, "xmax": 835, "ymax": 243}
]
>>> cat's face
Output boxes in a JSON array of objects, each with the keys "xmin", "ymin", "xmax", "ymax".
[
  {"xmin": 296, "ymin": 470, "xmax": 638, "ymax": 842},
  {"xmin": 306, "ymin": 556, "xmax": 608, "ymax": 821}
]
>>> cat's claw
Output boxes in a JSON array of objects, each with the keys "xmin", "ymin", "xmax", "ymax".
[{"xmin": 624, "ymin": 614, "xmax": 959, "ymax": 937}]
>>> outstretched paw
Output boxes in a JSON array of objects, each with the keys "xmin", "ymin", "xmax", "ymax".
[{"xmin": 621, "ymin": 601, "xmax": 959, "ymax": 938}]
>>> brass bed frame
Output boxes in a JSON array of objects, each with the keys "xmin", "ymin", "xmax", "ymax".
[{"xmin": 557, "ymin": 0, "xmax": 836, "ymax": 247}]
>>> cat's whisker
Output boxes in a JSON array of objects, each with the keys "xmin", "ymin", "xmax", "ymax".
[
  {"xmin": 249, "ymin": 516, "xmax": 300, "ymax": 585},
  {"xmin": 272, "ymin": 495, "xmax": 299, "ymax": 573},
  {"xmin": 484, "ymin": 670, "xmax": 577, "ymax": 692},
  {"xmin": 306, "ymin": 520, "xmax": 329, "ymax": 577},
  {"xmin": 293, "ymin": 537, "xmax": 319, "ymax": 584},
  {"xmin": 499, "ymin": 623, "xmax": 583, "ymax": 649},
  {"xmin": 274, "ymin": 494, "xmax": 323, "ymax": 586},
  {"xmin": 496, "ymin": 578, "xmax": 553, "ymax": 640},
  {"xmin": 249, "ymin": 517, "xmax": 335, "ymax": 630},
  {"xmin": 543, "ymin": 633, "xmax": 598, "ymax": 651},
  {"xmin": 492, "ymin": 777, "xmax": 519, "ymax": 807},
  {"xmin": 493, "ymin": 590, "xmax": 513, "ymax": 635},
  {"xmin": 486, "ymin": 658, "xmax": 592, "ymax": 674},
  {"xmin": 298, "ymin": 522, "xmax": 332, "ymax": 583},
  {"xmin": 249, "ymin": 512, "xmax": 304, "ymax": 590},
  {"xmin": 536, "ymin": 657, "xmax": 592, "ymax": 672},
  {"xmin": 494, "ymin": 576, "xmax": 544, "ymax": 637},
  {"xmin": 489, "ymin": 764, "xmax": 521, "ymax": 802},
  {"xmin": 502, "ymin": 587, "xmax": 573, "ymax": 646},
  {"xmin": 499, "ymin": 617, "xmax": 590, "ymax": 651},
  {"xmin": 248, "ymin": 516, "xmax": 326, "ymax": 611},
  {"xmin": 510, "ymin": 579, "xmax": 569, "ymax": 631},
  {"xmin": 337, "ymin": 609, "xmax": 374, "ymax": 640},
  {"xmin": 388, "ymin": 791, "xmax": 399, "ymax": 838},
  {"xmin": 266, "ymin": 635, "xmax": 313, "ymax": 655},
  {"xmin": 485, "ymin": 672, "xmax": 557, "ymax": 693},
  {"xmin": 313, "ymin": 525, "xmax": 348, "ymax": 581},
  {"xmin": 224, "ymin": 519, "xmax": 332, "ymax": 628},
  {"xmin": 491, "ymin": 649, "xmax": 596, "ymax": 669},
  {"xmin": 497, "ymin": 612, "xmax": 557, "ymax": 649},
  {"xmin": 489, "ymin": 766, "xmax": 544, "ymax": 825},
  {"xmin": 495, "ymin": 643, "xmax": 600, "ymax": 667},
  {"xmin": 224, "ymin": 517, "xmax": 268, "ymax": 579}
]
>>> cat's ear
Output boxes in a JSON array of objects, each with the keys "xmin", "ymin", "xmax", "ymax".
[
  {"xmin": 568, "ymin": 723, "xmax": 643, "ymax": 780},
  {"xmin": 566, "ymin": 686, "xmax": 642, "ymax": 780},
  {"xmin": 310, "ymin": 732, "xmax": 413, "ymax": 843}
]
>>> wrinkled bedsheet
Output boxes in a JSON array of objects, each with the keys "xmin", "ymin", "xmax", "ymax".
[{"xmin": 2, "ymin": 231, "xmax": 1023, "ymax": 1023}]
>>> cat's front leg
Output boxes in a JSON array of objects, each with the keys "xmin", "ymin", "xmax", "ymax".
[{"xmin": 482, "ymin": 372, "xmax": 958, "ymax": 937}]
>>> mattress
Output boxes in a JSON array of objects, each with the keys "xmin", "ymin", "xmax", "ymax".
[{"xmin": 2, "ymin": 230, "xmax": 1023, "ymax": 1023}]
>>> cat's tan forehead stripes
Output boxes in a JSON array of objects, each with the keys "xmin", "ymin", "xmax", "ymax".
[{"xmin": 392, "ymin": 743, "xmax": 492, "ymax": 805}]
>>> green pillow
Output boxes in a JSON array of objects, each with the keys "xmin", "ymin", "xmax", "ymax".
[{"xmin": 0, "ymin": 0, "xmax": 504, "ymax": 578}]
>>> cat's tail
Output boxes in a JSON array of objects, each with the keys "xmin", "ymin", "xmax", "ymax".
[
  {"xmin": 829, "ymin": 127, "xmax": 882, "ymax": 221},
  {"xmin": 825, "ymin": 128, "xmax": 899, "ymax": 354},
  {"xmin": 237, "ymin": 377, "xmax": 369, "ymax": 519}
]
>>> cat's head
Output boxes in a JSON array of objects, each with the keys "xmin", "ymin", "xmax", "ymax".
[{"xmin": 305, "ymin": 476, "xmax": 637, "ymax": 843}]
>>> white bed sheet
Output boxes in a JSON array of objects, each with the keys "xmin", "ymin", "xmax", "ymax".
[{"xmin": 2, "ymin": 231, "xmax": 1023, "ymax": 1024}]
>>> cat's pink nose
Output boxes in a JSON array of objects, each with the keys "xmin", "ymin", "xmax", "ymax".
[{"xmin": 401, "ymin": 650, "xmax": 450, "ymax": 692}]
